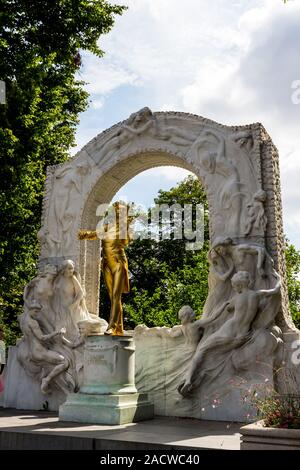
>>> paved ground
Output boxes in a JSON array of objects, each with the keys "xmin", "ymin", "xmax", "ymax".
[{"xmin": 0, "ymin": 408, "xmax": 242, "ymax": 450}]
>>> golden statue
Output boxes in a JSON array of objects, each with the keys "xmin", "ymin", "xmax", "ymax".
[{"xmin": 79, "ymin": 202, "xmax": 135, "ymax": 336}]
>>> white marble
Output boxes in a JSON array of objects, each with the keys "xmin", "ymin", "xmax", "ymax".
[
  {"xmin": 178, "ymin": 271, "xmax": 281, "ymax": 397},
  {"xmin": 1, "ymin": 346, "xmax": 65, "ymax": 411},
  {"xmin": 16, "ymin": 260, "xmax": 107, "ymax": 399},
  {"xmin": 133, "ymin": 319, "xmax": 281, "ymax": 422},
  {"xmin": 3, "ymin": 107, "xmax": 297, "ymax": 421}
]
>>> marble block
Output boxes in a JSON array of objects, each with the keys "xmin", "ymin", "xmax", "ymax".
[
  {"xmin": 134, "ymin": 329, "xmax": 277, "ymax": 422},
  {"xmin": 1, "ymin": 346, "xmax": 65, "ymax": 411},
  {"xmin": 59, "ymin": 392, "xmax": 154, "ymax": 425},
  {"xmin": 80, "ymin": 335, "xmax": 137, "ymax": 395},
  {"xmin": 59, "ymin": 334, "xmax": 154, "ymax": 425}
]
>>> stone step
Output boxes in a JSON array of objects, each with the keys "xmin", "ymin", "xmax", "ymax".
[{"xmin": 0, "ymin": 408, "xmax": 241, "ymax": 450}]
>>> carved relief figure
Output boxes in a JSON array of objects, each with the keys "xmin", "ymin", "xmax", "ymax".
[
  {"xmin": 49, "ymin": 162, "xmax": 91, "ymax": 253},
  {"xmin": 178, "ymin": 271, "xmax": 281, "ymax": 396},
  {"xmin": 192, "ymin": 130, "xmax": 245, "ymax": 237},
  {"xmin": 159, "ymin": 306, "xmax": 203, "ymax": 348},
  {"xmin": 18, "ymin": 301, "xmax": 71, "ymax": 394},
  {"xmin": 18, "ymin": 260, "xmax": 106, "ymax": 395},
  {"xmin": 229, "ymin": 130, "xmax": 254, "ymax": 153},
  {"xmin": 23, "ymin": 264, "xmax": 57, "ymax": 330},
  {"xmin": 244, "ymin": 189, "xmax": 268, "ymax": 236},
  {"xmin": 52, "ymin": 260, "xmax": 104, "ymax": 340},
  {"xmin": 203, "ymin": 243, "xmax": 234, "ymax": 317},
  {"xmin": 157, "ymin": 124, "xmax": 198, "ymax": 147},
  {"xmin": 98, "ymin": 108, "xmax": 157, "ymax": 167},
  {"xmin": 37, "ymin": 227, "xmax": 57, "ymax": 258},
  {"xmin": 98, "ymin": 107, "xmax": 200, "ymax": 170},
  {"xmin": 202, "ymin": 237, "xmax": 267, "ymax": 322},
  {"xmin": 212, "ymin": 237, "xmax": 266, "ymax": 279}
]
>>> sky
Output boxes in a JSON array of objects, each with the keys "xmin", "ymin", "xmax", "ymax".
[{"xmin": 74, "ymin": 0, "xmax": 300, "ymax": 248}]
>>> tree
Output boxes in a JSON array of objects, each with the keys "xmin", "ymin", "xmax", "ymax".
[
  {"xmin": 285, "ymin": 241, "xmax": 300, "ymax": 328},
  {"xmin": 0, "ymin": 0, "xmax": 126, "ymax": 344}
]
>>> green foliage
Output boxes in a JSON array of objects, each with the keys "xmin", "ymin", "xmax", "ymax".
[
  {"xmin": 0, "ymin": 0, "xmax": 126, "ymax": 344},
  {"xmin": 123, "ymin": 246, "xmax": 210, "ymax": 328},
  {"xmin": 285, "ymin": 241, "xmax": 300, "ymax": 328},
  {"xmin": 100, "ymin": 176, "xmax": 210, "ymax": 328}
]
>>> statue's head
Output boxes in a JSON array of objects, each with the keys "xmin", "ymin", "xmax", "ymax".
[
  {"xmin": 212, "ymin": 237, "xmax": 233, "ymax": 256},
  {"xmin": 76, "ymin": 161, "xmax": 90, "ymax": 175},
  {"xmin": 61, "ymin": 260, "xmax": 75, "ymax": 278},
  {"xmin": 128, "ymin": 107, "xmax": 152, "ymax": 126},
  {"xmin": 29, "ymin": 300, "xmax": 42, "ymax": 318},
  {"xmin": 231, "ymin": 271, "xmax": 251, "ymax": 293},
  {"xmin": 178, "ymin": 305, "xmax": 196, "ymax": 324}
]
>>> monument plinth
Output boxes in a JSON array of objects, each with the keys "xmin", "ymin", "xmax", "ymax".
[{"xmin": 59, "ymin": 335, "xmax": 154, "ymax": 425}]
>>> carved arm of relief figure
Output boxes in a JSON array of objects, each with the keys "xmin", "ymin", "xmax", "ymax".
[
  {"xmin": 236, "ymin": 244, "xmax": 266, "ymax": 277},
  {"xmin": 208, "ymin": 249, "xmax": 234, "ymax": 282},
  {"xmin": 122, "ymin": 119, "xmax": 153, "ymax": 136},
  {"xmin": 196, "ymin": 300, "xmax": 231, "ymax": 328}
]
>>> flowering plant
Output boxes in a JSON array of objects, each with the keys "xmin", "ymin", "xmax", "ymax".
[{"xmin": 254, "ymin": 394, "xmax": 300, "ymax": 429}]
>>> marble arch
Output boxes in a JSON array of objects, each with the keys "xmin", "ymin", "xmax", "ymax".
[
  {"xmin": 4, "ymin": 107, "xmax": 300, "ymax": 420},
  {"xmin": 39, "ymin": 108, "xmax": 290, "ymax": 329}
]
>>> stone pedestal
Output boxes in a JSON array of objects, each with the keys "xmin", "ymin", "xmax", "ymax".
[{"xmin": 59, "ymin": 335, "xmax": 154, "ymax": 425}]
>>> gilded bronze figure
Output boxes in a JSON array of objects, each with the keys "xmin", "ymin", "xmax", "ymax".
[{"xmin": 79, "ymin": 202, "xmax": 135, "ymax": 336}]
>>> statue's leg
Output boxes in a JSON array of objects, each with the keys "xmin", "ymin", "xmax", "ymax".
[
  {"xmin": 103, "ymin": 264, "xmax": 113, "ymax": 302},
  {"xmin": 107, "ymin": 266, "xmax": 125, "ymax": 335},
  {"xmin": 178, "ymin": 335, "xmax": 223, "ymax": 396},
  {"xmin": 40, "ymin": 352, "xmax": 69, "ymax": 394},
  {"xmin": 115, "ymin": 311, "xmax": 124, "ymax": 336}
]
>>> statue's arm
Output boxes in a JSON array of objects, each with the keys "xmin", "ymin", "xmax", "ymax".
[
  {"xmin": 197, "ymin": 301, "xmax": 231, "ymax": 327},
  {"xmin": 62, "ymin": 335, "xmax": 84, "ymax": 349},
  {"xmin": 167, "ymin": 325, "xmax": 183, "ymax": 337},
  {"xmin": 122, "ymin": 120, "xmax": 152, "ymax": 135},
  {"xmin": 30, "ymin": 322, "xmax": 54, "ymax": 342},
  {"xmin": 237, "ymin": 244, "xmax": 265, "ymax": 273},
  {"xmin": 31, "ymin": 321, "xmax": 62, "ymax": 343},
  {"xmin": 210, "ymin": 259, "xmax": 234, "ymax": 282},
  {"xmin": 78, "ymin": 230, "xmax": 98, "ymax": 241},
  {"xmin": 42, "ymin": 330, "xmax": 61, "ymax": 342},
  {"xmin": 257, "ymin": 273, "xmax": 281, "ymax": 298}
]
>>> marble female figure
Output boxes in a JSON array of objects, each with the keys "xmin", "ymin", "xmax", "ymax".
[{"xmin": 52, "ymin": 260, "xmax": 91, "ymax": 340}]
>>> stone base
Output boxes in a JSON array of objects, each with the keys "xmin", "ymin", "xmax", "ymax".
[
  {"xmin": 59, "ymin": 392, "xmax": 154, "ymax": 425},
  {"xmin": 0, "ymin": 346, "xmax": 66, "ymax": 411},
  {"xmin": 240, "ymin": 420, "xmax": 300, "ymax": 450},
  {"xmin": 134, "ymin": 331, "xmax": 276, "ymax": 422}
]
